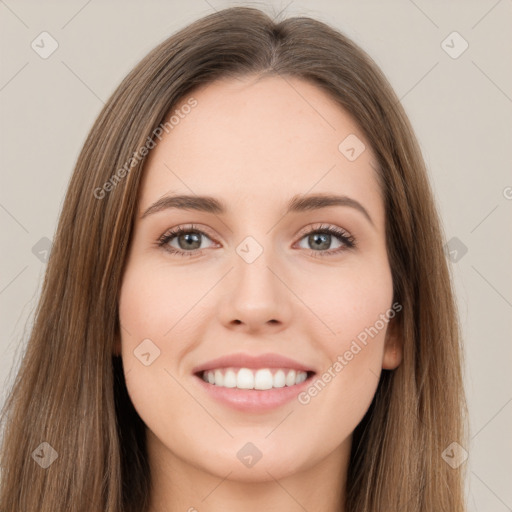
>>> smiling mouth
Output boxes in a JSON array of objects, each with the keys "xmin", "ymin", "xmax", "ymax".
[{"xmin": 195, "ymin": 367, "xmax": 316, "ymax": 390}]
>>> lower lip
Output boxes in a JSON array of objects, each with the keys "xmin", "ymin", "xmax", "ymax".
[{"xmin": 194, "ymin": 373, "xmax": 315, "ymax": 412}]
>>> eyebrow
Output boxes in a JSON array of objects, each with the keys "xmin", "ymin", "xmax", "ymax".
[{"xmin": 140, "ymin": 193, "xmax": 375, "ymax": 227}]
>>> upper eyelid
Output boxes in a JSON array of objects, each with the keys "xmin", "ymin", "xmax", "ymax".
[
  {"xmin": 162, "ymin": 224, "xmax": 219, "ymax": 242},
  {"xmin": 295, "ymin": 223, "xmax": 351, "ymax": 238}
]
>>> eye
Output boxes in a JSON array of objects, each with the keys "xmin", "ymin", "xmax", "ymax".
[
  {"xmin": 157, "ymin": 224, "xmax": 217, "ymax": 257},
  {"xmin": 295, "ymin": 224, "xmax": 356, "ymax": 257},
  {"xmin": 156, "ymin": 223, "xmax": 356, "ymax": 258}
]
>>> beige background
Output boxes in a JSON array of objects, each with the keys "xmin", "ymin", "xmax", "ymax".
[{"xmin": 1, "ymin": 0, "xmax": 511, "ymax": 509}]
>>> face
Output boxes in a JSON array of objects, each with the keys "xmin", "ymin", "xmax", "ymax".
[{"xmin": 117, "ymin": 75, "xmax": 402, "ymax": 483}]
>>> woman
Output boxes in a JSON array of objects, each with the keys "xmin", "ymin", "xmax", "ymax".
[{"xmin": 0, "ymin": 6, "xmax": 468, "ymax": 511}]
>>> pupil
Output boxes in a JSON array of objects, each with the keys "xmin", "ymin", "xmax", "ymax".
[
  {"xmin": 180, "ymin": 232, "xmax": 200, "ymax": 250},
  {"xmin": 310, "ymin": 233, "xmax": 330, "ymax": 250}
]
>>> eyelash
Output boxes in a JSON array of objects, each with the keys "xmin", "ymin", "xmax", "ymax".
[{"xmin": 156, "ymin": 223, "xmax": 356, "ymax": 259}]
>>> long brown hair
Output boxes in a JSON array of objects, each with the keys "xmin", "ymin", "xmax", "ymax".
[{"xmin": 0, "ymin": 6, "xmax": 468, "ymax": 511}]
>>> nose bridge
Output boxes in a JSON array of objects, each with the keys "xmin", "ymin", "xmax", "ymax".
[
  {"xmin": 218, "ymin": 233, "xmax": 292, "ymax": 329},
  {"xmin": 234, "ymin": 234, "xmax": 281, "ymax": 304}
]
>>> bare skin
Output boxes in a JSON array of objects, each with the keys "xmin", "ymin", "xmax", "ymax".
[{"xmin": 117, "ymin": 74, "xmax": 402, "ymax": 512}]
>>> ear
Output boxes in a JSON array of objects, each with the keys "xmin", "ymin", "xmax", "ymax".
[{"xmin": 382, "ymin": 317, "xmax": 403, "ymax": 370}]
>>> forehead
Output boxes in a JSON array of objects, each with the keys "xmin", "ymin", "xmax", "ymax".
[{"xmin": 139, "ymin": 75, "xmax": 383, "ymax": 222}]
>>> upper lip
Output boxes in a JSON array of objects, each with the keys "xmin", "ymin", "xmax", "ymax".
[{"xmin": 192, "ymin": 353, "xmax": 316, "ymax": 375}]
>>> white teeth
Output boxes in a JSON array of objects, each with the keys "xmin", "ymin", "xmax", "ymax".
[
  {"xmin": 295, "ymin": 371, "xmax": 307, "ymax": 384},
  {"xmin": 285, "ymin": 370, "xmax": 296, "ymax": 386},
  {"xmin": 223, "ymin": 369, "xmax": 237, "ymax": 388},
  {"xmin": 237, "ymin": 368, "xmax": 254, "ymax": 389},
  {"xmin": 214, "ymin": 369, "xmax": 223, "ymax": 386},
  {"xmin": 201, "ymin": 367, "xmax": 309, "ymax": 389},
  {"xmin": 254, "ymin": 369, "xmax": 273, "ymax": 390},
  {"xmin": 273, "ymin": 369, "xmax": 286, "ymax": 388}
]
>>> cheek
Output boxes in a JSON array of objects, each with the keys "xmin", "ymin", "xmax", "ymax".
[
  {"xmin": 118, "ymin": 257, "xmax": 213, "ymax": 342},
  {"xmin": 295, "ymin": 263, "xmax": 393, "ymax": 427},
  {"xmin": 117, "ymin": 258, "xmax": 217, "ymax": 423},
  {"xmin": 118, "ymin": 262, "xmax": 177, "ymax": 403},
  {"xmin": 302, "ymin": 256, "xmax": 394, "ymax": 345}
]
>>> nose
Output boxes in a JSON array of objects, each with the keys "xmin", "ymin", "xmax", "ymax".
[{"xmin": 217, "ymin": 248, "xmax": 293, "ymax": 334}]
